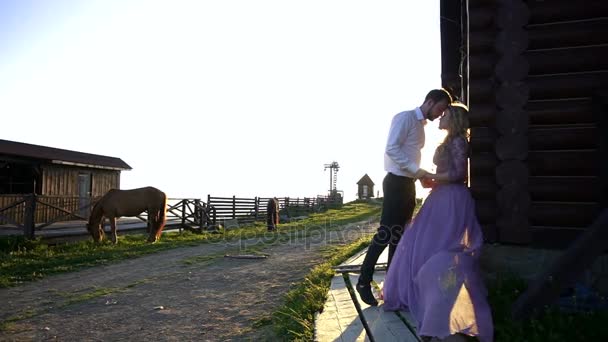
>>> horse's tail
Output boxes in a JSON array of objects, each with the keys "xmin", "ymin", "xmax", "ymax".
[{"xmin": 155, "ymin": 192, "xmax": 168, "ymax": 240}]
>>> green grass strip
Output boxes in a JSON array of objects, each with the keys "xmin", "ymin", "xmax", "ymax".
[
  {"xmin": 488, "ymin": 274, "xmax": 608, "ymax": 341},
  {"xmin": 272, "ymin": 234, "xmax": 373, "ymax": 341},
  {"xmin": 0, "ymin": 202, "xmax": 381, "ymax": 288}
]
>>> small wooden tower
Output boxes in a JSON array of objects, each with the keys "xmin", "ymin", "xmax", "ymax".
[{"xmin": 356, "ymin": 174, "xmax": 375, "ymax": 200}]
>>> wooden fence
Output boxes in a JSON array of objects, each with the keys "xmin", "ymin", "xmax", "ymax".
[
  {"xmin": 206, "ymin": 195, "xmax": 343, "ymax": 225},
  {"xmin": 0, "ymin": 193, "xmax": 343, "ymax": 238},
  {"xmin": 0, "ymin": 194, "xmax": 214, "ymax": 239}
]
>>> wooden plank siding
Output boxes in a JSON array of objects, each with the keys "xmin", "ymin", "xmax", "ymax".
[
  {"xmin": 443, "ymin": 0, "xmax": 608, "ymax": 248},
  {"xmin": 0, "ymin": 195, "xmax": 104, "ymax": 225},
  {"xmin": 0, "ymin": 195, "xmax": 26, "ymax": 225},
  {"xmin": 41, "ymin": 165, "xmax": 119, "ymax": 197},
  {"xmin": 0, "ymin": 165, "xmax": 121, "ymax": 225}
]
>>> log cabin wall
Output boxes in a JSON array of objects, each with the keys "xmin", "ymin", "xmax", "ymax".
[
  {"xmin": 446, "ymin": 0, "xmax": 608, "ymax": 248},
  {"xmin": 466, "ymin": 0, "xmax": 501, "ymax": 242},
  {"xmin": 524, "ymin": 0, "xmax": 608, "ymax": 248}
]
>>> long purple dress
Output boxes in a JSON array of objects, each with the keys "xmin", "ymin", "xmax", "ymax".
[{"xmin": 382, "ymin": 136, "xmax": 494, "ymax": 342}]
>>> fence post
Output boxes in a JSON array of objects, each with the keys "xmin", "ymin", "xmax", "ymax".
[
  {"xmin": 254, "ymin": 197, "xmax": 259, "ymax": 220},
  {"xmin": 195, "ymin": 199, "xmax": 202, "ymax": 228},
  {"xmin": 232, "ymin": 195, "xmax": 236, "ymax": 219},
  {"xmin": 23, "ymin": 194, "xmax": 36, "ymax": 239},
  {"xmin": 181, "ymin": 200, "xmax": 186, "ymax": 233}
]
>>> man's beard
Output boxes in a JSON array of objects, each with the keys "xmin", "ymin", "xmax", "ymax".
[{"xmin": 426, "ymin": 103, "xmax": 439, "ymax": 121}]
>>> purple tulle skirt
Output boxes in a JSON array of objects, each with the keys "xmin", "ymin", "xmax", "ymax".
[{"xmin": 382, "ymin": 183, "xmax": 494, "ymax": 342}]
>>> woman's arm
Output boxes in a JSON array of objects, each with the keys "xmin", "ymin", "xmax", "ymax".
[{"xmin": 424, "ymin": 137, "xmax": 468, "ymax": 183}]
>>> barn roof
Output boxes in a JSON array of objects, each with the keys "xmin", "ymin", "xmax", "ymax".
[
  {"xmin": 0, "ymin": 139, "xmax": 132, "ymax": 171},
  {"xmin": 356, "ymin": 174, "xmax": 374, "ymax": 186}
]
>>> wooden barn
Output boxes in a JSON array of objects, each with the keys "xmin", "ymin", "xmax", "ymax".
[
  {"xmin": 0, "ymin": 139, "xmax": 131, "ymax": 224},
  {"xmin": 440, "ymin": 0, "xmax": 607, "ymax": 250},
  {"xmin": 356, "ymin": 174, "xmax": 375, "ymax": 200}
]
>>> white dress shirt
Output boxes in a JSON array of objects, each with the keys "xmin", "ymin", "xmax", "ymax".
[{"xmin": 383, "ymin": 107, "xmax": 426, "ymax": 178}]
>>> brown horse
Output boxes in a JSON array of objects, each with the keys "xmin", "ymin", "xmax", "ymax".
[
  {"xmin": 266, "ymin": 197, "xmax": 279, "ymax": 231},
  {"xmin": 87, "ymin": 186, "xmax": 167, "ymax": 243}
]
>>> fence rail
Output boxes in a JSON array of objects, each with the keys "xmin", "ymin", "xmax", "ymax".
[
  {"xmin": 0, "ymin": 193, "xmax": 343, "ymax": 239},
  {"xmin": 206, "ymin": 195, "xmax": 343, "ymax": 225},
  {"xmin": 0, "ymin": 194, "xmax": 215, "ymax": 239}
]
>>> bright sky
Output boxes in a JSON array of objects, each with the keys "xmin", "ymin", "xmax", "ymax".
[{"xmin": 0, "ymin": 0, "xmax": 446, "ymax": 202}]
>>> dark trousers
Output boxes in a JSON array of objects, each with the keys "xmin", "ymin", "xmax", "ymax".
[{"xmin": 359, "ymin": 172, "xmax": 416, "ymax": 285}]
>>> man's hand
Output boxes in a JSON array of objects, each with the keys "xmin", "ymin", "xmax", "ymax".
[
  {"xmin": 413, "ymin": 168, "xmax": 428, "ymax": 179},
  {"xmin": 420, "ymin": 178, "xmax": 436, "ymax": 189}
]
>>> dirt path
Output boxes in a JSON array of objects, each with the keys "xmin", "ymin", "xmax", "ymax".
[{"xmin": 0, "ymin": 219, "xmax": 377, "ymax": 341}]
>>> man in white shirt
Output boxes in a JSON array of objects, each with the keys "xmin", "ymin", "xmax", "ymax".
[{"xmin": 356, "ymin": 89, "xmax": 452, "ymax": 306}]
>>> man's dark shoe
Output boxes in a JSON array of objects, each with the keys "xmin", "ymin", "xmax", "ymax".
[{"xmin": 356, "ymin": 282, "xmax": 378, "ymax": 306}]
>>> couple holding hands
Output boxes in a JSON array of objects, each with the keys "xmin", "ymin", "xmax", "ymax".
[{"xmin": 357, "ymin": 89, "xmax": 493, "ymax": 342}]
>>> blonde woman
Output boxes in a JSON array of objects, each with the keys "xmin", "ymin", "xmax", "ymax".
[{"xmin": 382, "ymin": 103, "xmax": 494, "ymax": 342}]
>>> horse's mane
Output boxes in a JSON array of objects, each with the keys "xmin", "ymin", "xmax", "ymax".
[{"xmin": 89, "ymin": 189, "xmax": 118, "ymax": 223}]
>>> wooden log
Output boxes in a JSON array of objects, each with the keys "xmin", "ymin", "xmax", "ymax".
[
  {"xmin": 495, "ymin": 55, "xmax": 529, "ymax": 82},
  {"xmin": 529, "ymin": 176, "xmax": 600, "ymax": 202},
  {"xmin": 497, "ymin": 184, "xmax": 531, "ymax": 219},
  {"xmin": 469, "ymin": 5, "xmax": 497, "ymax": 31},
  {"xmin": 470, "ymin": 152, "xmax": 498, "ymax": 178},
  {"xmin": 469, "ymin": 0, "xmax": 497, "ymax": 7},
  {"xmin": 529, "ymin": 125, "xmax": 597, "ymax": 150},
  {"xmin": 527, "ymin": 0, "xmax": 608, "ymax": 25},
  {"xmin": 530, "ymin": 201, "xmax": 601, "ymax": 228},
  {"xmin": 496, "ymin": 160, "xmax": 528, "ymax": 186},
  {"xmin": 475, "ymin": 199, "xmax": 498, "ymax": 224},
  {"xmin": 528, "ymin": 19, "xmax": 608, "ymax": 50},
  {"xmin": 470, "ymin": 97, "xmax": 496, "ymax": 112},
  {"xmin": 528, "ymin": 150, "xmax": 598, "ymax": 177},
  {"xmin": 496, "ymin": 108, "xmax": 528, "ymax": 135},
  {"xmin": 527, "ymin": 98, "xmax": 594, "ymax": 125},
  {"xmin": 332, "ymin": 263, "xmax": 387, "ymax": 273},
  {"xmin": 512, "ymin": 209, "xmax": 608, "ymax": 320},
  {"xmin": 470, "ymin": 176, "xmax": 498, "ymax": 200},
  {"xmin": 496, "ymin": 83, "xmax": 529, "ymax": 109},
  {"xmin": 527, "ymin": 71, "xmax": 608, "ymax": 100},
  {"xmin": 526, "ymin": 45, "xmax": 608, "ymax": 76},
  {"xmin": 469, "ymin": 103, "xmax": 496, "ymax": 127},
  {"xmin": 593, "ymin": 90, "xmax": 608, "ymax": 208},
  {"xmin": 469, "ymin": 29, "xmax": 497, "ymax": 52},
  {"xmin": 495, "ymin": 134, "xmax": 528, "ymax": 161},
  {"xmin": 224, "ymin": 254, "xmax": 268, "ymax": 260},
  {"xmin": 469, "ymin": 78, "xmax": 495, "ymax": 99},
  {"xmin": 496, "ymin": 0, "xmax": 530, "ymax": 30},
  {"xmin": 495, "ymin": 28, "xmax": 528, "ymax": 55},
  {"xmin": 469, "ymin": 51, "xmax": 497, "ymax": 78},
  {"xmin": 470, "ymin": 126, "xmax": 497, "ymax": 153}
]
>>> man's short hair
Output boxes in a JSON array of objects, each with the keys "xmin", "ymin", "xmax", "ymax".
[{"xmin": 424, "ymin": 89, "xmax": 453, "ymax": 104}]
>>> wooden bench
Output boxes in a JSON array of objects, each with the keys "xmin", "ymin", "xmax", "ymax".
[{"xmin": 315, "ymin": 249, "xmax": 420, "ymax": 341}]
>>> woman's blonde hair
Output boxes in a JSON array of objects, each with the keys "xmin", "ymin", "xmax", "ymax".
[{"xmin": 443, "ymin": 102, "xmax": 470, "ymax": 143}]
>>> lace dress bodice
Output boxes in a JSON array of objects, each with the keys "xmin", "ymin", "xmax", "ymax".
[{"xmin": 432, "ymin": 136, "xmax": 468, "ymax": 184}]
